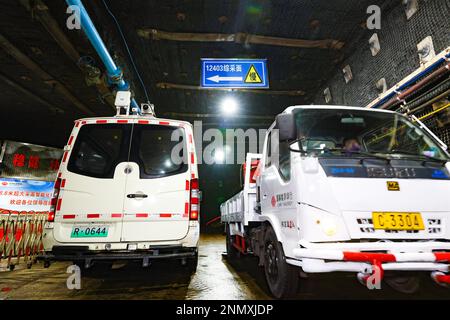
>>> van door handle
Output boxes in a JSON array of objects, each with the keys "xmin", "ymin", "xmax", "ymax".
[{"xmin": 127, "ymin": 193, "xmax": 148, "ymax": 199}]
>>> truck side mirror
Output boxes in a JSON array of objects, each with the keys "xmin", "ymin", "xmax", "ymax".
[{"xmin": 276, "ymin": 113, "xmax": 297, "ymax": 142}]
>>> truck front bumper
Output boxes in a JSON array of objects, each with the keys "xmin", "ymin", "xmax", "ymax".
[{"xmin": 290, "ymin": 240, "xmax": 450, "ymax": 286}]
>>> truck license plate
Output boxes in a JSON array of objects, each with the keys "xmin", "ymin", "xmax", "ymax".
[
  {"xmin": 372, "ymin": 212, "xmax": 424, "ymax": 231},
  {"xmin": 71, "ymin": 226, "xmax": 109, "ymax": 238}
]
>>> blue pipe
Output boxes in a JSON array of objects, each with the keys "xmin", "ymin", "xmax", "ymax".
[
  {"xmin": 66, "ymin": 0, "xmax": 140, "ymax": 113},
  {"xmin": 372, "ymin": 52, "xmax": 450, "ymax": 109}
]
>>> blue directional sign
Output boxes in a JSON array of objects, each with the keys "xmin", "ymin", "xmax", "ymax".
[{"xmin": 201, "ymin": 59, "xmax": 269, "ymax": 88}]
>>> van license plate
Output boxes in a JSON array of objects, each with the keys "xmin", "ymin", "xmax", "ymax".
[
  {"xmin": 372, "ymin": 212, "xmax": 424, "ymax": 231},
  {"xmin": 71, "ymin": 226, "xmax": 109, "ymax": 238}
]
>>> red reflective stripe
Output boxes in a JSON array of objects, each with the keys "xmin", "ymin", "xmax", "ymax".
[
  {"xmin": 111, "ymin": 213, "xmax": 122, "ymax": 218},
  {"xmin": 185, "ymin": 180, "xmax": 190, "ymax": 190},
  {"xmin": 62, "ymin": 151, "xmax": 68, "ymax": 163},
  {"xmin": 96, "ymin": 120, "xmax": 107, "ymax": 124},
  {"xmin": 138, "ymin": 120, "xmax": 149, "ymax": 124},
  {"xmin": 343, "ymin": 252, "xmax": 396, "ymax": 262},
  {"xmin": 63, "ymin": 214, "xmax": 75, "ymax": 219},
  {"xmin": 136, "ymin": 213, "xmax": 148, "ymax": 218},
  {"xmin": 57, "ymin": 172, "xmax": 62, "ymax": 178},
  {"xmin": 185, "ymin": 202, "xmax": 189, "ymax": 214},
  {"xmin": 56, "ymin": 199, "xmax": 62, "ymax": 211},
  {"xmin": 117, "ymin": 120, "xmax": 128, "ymax": 123},
  {"xmin": 159, "ymin": 121, "xmax": 170, "ymax": 125},
  {"xmin": 68, "ymin": 136, "xmax": 74, "ymax": 146},
  {"xmin": 434, "ymin": 252, "xmax": 450, "ymax": 262},
  {"xmin": 87, "ymin": 214, "xmax": 100, "ymax": 218},
  {"xmin": 82, "ymin": 121, "xmax": 87, "ymax": 125},
  {"xmin": 61, "ymin": 179, "xmax": 66, "ymax": 188},
  {"xmin": 191, "ymin": 173, "xmax": 195, "ymax": 179},
  {"xmin": 160, "ymin": 214, "xmax": 172, "ymax": 218},
  {"xmin": 435, "ymin": 274, "xmax": 450, "ymax": 284},
  {"xmin": 189, "ymin": 134, "xmax": 193, "ymax": 144},
  {"xmin": 190, "ymin": 153, "xmax": 195, "ymax": 164},
  {"xmin": 75, "ymin": 121, "xmax": 80, "ymax": 127}
]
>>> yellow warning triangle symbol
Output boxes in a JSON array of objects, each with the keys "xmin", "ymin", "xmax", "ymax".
[{"xmin": 244, "ymin": 65, "xmax": 263, "ymax": 83}]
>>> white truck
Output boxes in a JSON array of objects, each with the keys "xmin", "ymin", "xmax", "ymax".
[{"xmin": 221, "ymin": 105, "xmax": 450, "ymax": 298}]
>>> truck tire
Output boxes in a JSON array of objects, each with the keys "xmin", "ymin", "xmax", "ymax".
[
  {"xmin": 263, "ymin": 226, "xmax": 299, "ymax": 299},
  {"xmin": 225, "ymin": 224, "xmax": 240, "ymax": 260},
  {"xmin": 184, "ymin": 252, "xmax": 198, "ymax": 274}
]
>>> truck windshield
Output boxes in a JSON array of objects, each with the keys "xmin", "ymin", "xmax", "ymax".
[{"xmin": 294, "ymin": 108, "xmax": 450, "ymax": 161}]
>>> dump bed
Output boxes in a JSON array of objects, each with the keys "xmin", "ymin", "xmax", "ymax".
[{"xmin": 220, "ymin": 153, "xmax": 262, "ymax": 226}]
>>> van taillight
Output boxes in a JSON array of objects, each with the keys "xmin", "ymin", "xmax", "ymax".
[
  {"xmin": 190, "ymin": 178, "xmax": 199, "ymax": 220},
  {"xmin": 48, "ymin": 178, "xmax": 62, "ymax": 222}
]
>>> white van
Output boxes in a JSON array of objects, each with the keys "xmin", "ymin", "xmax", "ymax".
[{"xmin": 41, "ymin": 113, "xmax": 200, "ymax": 271}]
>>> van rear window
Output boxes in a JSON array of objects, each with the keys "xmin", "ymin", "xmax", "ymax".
[
  {"xmin": 67, "ymin": 123, "xmax": 188, "ymax": 179},
  {"xmin": 134, "ymin": 125, "xmax": 188, "ymax": 178},
  {"xmin": 68, "ymin": 125, "xmax": 128, "ymax": 178}
]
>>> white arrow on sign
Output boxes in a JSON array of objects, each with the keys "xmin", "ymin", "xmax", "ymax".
[{"xmin": 207, "ymin": 75, "xmax": 243, "ymax": 83}]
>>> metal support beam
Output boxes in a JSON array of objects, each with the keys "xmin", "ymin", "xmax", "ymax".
[
  {"xmin": 18, "ymin": 0, "xmax": 116, "ymax": 108},
  {"xmin": 0, "ymin": 72, "xmax": 64, "ymax": 113},
  {"xmin": 156, "ymin": 82, "xmax": 305, "ymax": 96},
  {"xmin": 137, "ymin": 29, "xmax": 345, "ymax": 50},
  {"xmin": 0, "ymin": 33, "xmax": 94, "ymax": 115}
]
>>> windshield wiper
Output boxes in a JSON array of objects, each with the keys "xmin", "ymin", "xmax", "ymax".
[
  {"xmin": 385, "ymin": 149, "xmax": 448, "ymax": 165},
  {"xmin": 322, "ymin": 148, "xmax": 391, "ymax": 164}
]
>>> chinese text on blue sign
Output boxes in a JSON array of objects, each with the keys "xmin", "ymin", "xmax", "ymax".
[{"xmin": 201, "ymin": 59, "xmax": 269, "ymax": 88}]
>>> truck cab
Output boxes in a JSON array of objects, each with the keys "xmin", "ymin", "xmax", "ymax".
[{"xmin": 222, "ymin": 105, "xmax": 450, "ymax": 298}]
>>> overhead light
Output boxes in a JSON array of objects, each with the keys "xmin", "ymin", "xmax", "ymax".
[{"xmin": 220, "ymin": 98, "xmax": 238, "ymax": 115}]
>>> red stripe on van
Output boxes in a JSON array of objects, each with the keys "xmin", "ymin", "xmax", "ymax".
[
  {"xmin": 75, "ymin": 121, "xmax": 80, "ymax": 127},
  {"xmin": 82, "ymin": 121, "xmax": 87, "ymax": 125},
  {"xmin": 160, "ymin": 214, "xmax": 172, "ymax": 218},
  {"xmin": 138, "ymin": 120, "xmax": 149, "ymax": 124},
  {"xmin": 61, "ymin": 179, "xmax": 66, "ymax": 188},
  {"xmin": 189, "ymin": 134, "xmax": 193, "ymax": 144},
  {"xmin": 185, "ymin": 180, "xmax": 190, "ymax": 190},
  {"xmin": 111, "ymin": 213, "xmax": 122, "ymax": 218},
  {"xmin": 117, "ymin": 120, "xmax": 128, "ymax": 123},
  {"xmin": 56, "ymin": 199, "xmax": 62, "ymax": 211},
  {"xmin": 57, "ymin": 172, "xmax": 62, "ymax": 178},
  {"xmin": 190, "ymin": 153, "xmax": 194, "ymax": 164},
  {"xmin": 63, "ymin": 214, "xmax": 75, "ymax": 219},
  {"xmin": 62, "ymin": 151, "xmax": 68, "ymax": 163},
  {"xmin": 185, "ymin": 202, "xmax": 189, "ymax": 214},
  {"xmin": 87, "ymin": 214, "xmax": 100, "ymax": 218},
  {"xmin": 136, "ymin": 213, "xmax": 148, "ymax": 218},
  {"xmin": 68, "ymin": 136, "xmax": 74, "ymax": 146},
  {"xmin": 159, "ymin": 121, "xmax": 170, "ymax": 125},
  {"xmin": 96, "ymin": 120, "xmax": 107, "ymax": 124},
  {"xmin": 191, "ymin": 173, "xmax": 195, "ymax": 179}
]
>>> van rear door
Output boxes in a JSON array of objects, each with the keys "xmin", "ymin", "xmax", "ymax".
[
  {"xmin": 53, "ymin": 122, "xmax": 132, "ymax": 243},
  {"xmin": 121, "ymin": 123, "xmax": 191, "ymax": 242}
]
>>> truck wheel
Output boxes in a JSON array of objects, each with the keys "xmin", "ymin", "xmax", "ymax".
[
  {"xmin": 263, "ymin": 226, "xmax": 299, "ymax": 299},
  {"xmin": 385, "ymin": 275, "xmax": 420, "ymax": 294},
  {"xmin": 225, "ymin": 224, "xmax": 240, "ymax": 260}
]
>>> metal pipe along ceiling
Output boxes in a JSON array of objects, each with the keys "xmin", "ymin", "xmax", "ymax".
[{"xmin": 65, "ymin": 0, "xmax": 141, "ymax": 112}]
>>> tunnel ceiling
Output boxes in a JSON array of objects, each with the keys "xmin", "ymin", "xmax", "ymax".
[{"xmin": 0, "ymin": 0, "xmax": 392, "ymax": 147}]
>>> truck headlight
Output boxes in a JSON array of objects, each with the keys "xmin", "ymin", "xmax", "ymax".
[{"xmin": 319, "ymin": 218, "xmax": 338, "ymax": 236}]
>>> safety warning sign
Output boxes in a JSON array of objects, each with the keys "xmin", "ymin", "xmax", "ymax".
[{"xmin": 201, "ymin": 59, "xmax": 269, "ymax": 88}]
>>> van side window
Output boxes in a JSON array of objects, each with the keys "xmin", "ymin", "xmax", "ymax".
[
  {"xmin": 68, "ymin": 125, "xmax": 126, "ymax": 178},
  {"xmin": 133, "ymin": 126, "xmax": 188, "ymax": 178},
  {"xmin": 265, "ymin": 132, "xmax": 272, "ymax": 168}
]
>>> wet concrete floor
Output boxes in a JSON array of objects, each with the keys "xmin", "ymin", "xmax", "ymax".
[{"xmin": 0, "ymin": 234, "xmax": 449, "ymax": 300}]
